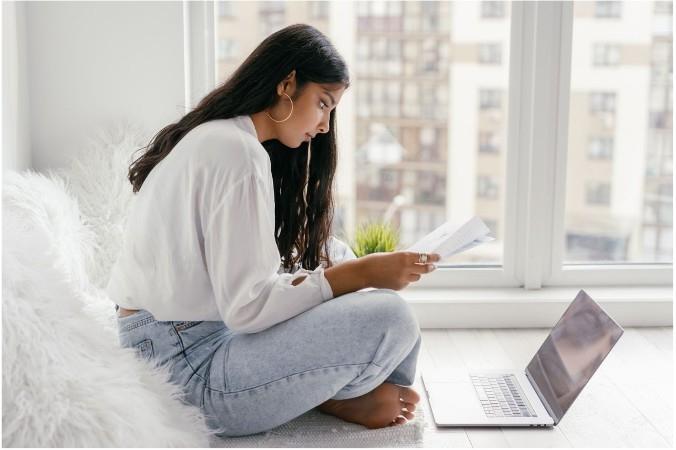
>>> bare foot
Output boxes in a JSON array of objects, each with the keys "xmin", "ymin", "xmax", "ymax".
[{"xmin": 318, "ymin": 382, "xmax": 421, "ymax": 429}]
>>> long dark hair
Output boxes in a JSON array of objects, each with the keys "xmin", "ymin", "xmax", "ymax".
[{"xmin": 128, "ymin": 24, "xmax": 350, "ymax": 272}]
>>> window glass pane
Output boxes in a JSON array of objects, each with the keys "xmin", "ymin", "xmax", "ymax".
[
  {"xmin": 354, "ymin": 1, "xmax": 510, "ymax": 265},
  {"xmin": 564, "ymin": 1, "xmax": 673, "ymax": 264},
  {"xmin": 215, "ymin": 1, "xmax": 511, "ymax": 265}
]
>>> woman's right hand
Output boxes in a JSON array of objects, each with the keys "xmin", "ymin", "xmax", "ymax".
[{"xmin": 359, "ymin": 251, "xmax": 441, "ymax": 291}]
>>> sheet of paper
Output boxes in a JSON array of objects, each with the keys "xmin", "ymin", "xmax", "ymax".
[{"xmin": 405, "ymin": 216, "xmax": 495, "ymax": 258}]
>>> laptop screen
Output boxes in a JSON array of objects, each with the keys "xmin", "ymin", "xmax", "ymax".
[{"xmin": 526, "ymin": 290, "xmax": 624, "ymax": 424}]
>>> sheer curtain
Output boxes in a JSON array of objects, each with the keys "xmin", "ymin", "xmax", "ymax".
[{"xmin": 2, "ymin": 1, "xmax": 31, "ymax": 173}]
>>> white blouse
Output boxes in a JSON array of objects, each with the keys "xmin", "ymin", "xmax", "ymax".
[{"xmin": 105, "ymin": 115, "xmax": 356, "ymax": 333}]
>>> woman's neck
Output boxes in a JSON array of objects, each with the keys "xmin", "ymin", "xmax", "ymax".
[{"xmin": 249, "ymin": 112, "xmax": 277, "ymax": 143}]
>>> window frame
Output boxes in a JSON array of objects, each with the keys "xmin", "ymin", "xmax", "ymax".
[{"xmin": 189, "ymin": 1, "xmax": 672, "ymax": 290}]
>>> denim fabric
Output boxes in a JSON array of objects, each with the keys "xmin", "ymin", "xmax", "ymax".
[{"xmin": 116, "ymin": 288, "xmax": 422, "ymax": 437}]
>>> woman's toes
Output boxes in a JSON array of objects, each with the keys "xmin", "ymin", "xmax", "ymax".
[
  {"xmin": 403, "ymin": 401, "xmax": 417, "ymax": 412},
  {"xmin": 388, "ymin": 416, "xmax": 407, "ymax": 427},
  {"xmin": 402, "ymin": 410, "xmax": 415, "ymax": 420},
  {"xmin": 399, "ymin": 386, "xmax": 421, "ymax": 404}
]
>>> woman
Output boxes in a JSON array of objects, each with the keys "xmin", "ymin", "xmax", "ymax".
[{"xmin": 106, "ymin": 23, "xmax": 440, "ymax": 437}]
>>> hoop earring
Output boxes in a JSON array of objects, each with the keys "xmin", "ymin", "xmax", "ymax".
[{"xmin": 265, "ymin": 92, "xmax": 294, "ymax": 123}]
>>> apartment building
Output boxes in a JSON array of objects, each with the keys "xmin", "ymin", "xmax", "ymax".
[{"xmin": 214, "ymin": 0, "xmax": 672, "ymax": 265}]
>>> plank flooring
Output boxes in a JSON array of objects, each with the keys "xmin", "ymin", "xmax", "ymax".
[{"xmin": 411, "ymin": 327, "xmax": 673, "ymax": 447}]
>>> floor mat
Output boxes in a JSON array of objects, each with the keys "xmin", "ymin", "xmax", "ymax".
[{"xmin": 209, "ymin": 406, "xmax": 425, "ymax": 448}]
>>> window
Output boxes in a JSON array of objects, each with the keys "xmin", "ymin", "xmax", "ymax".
[
  {"xmin": 421, "ymin": 38, "xmax": 439, "ymax": 73},
  {"xmin": 386, "ymin": 39, "xmax": 402, "ymax": 59},
  {"xmin": 649, "ymin": 111, "xmax": 672, "ymax": 129},
  {"xmin": 217, "ymin": 38, "xmax": 238, "ymax": 61},
  {"xmin": 479, "ymin": 89, "xmax": 502, "ymax": 110},
  {"xmin": 420, "ymin": 83, "xmax": 439, "ymax": 119},
  {"xmin": 403, "ymin": 84, "xmax": 420, "ymax": 118},
  {"xmin": 421, "ymin": 1, "xmax": 439, "ymax": 32},
  {"xmin": 356, "ymin": 37, "xmax": 369, "ymax": 61},
  {"xmin": 387, "ymin": 0, "xmax": 403, "ymax": 16},
  {"xmin": 217, "ymin": 1, "xmax": 234, "ymax": 18},
  {"xmin": 381, "ymin": 169, "xmax": 399, "ymax": 191},
  {"xmin": 477, "ymin": 175, "xmax": 499, "ymax": 199},
  {"xmin": 372, "ymin": 37, "xmax": 386, "ymax": 59},
  {"xmin": 260, "ymin": 1, "xmax": 284, "ymax": 13},
  {"xmin": 416, "ymin": 172, "xmax": 445, "ymax": 205},
  {"xmin": 643, "ymin": 201, "xmax": 672, "ymax": 225},
  {"xmin": 589, "ymin": 92, "xmax": 616, "ymax": 113},
  {"xmin": 384, "ymin": 81, "xmax": 401, "ymax": 117},
  {"xmin": 479, "ymin": 43, "xmax": 502, "ymax": 65},
  {"xmin": 565, "ymin": 1, "xmax": 672, "ymax": 266},
  {"xmin": 592, "ymin": 43, "xmax": 620, "ymax": 66},
  {"xmin": 595, "ymin": 1, "xmax": 622, "ymax": 18},
  {"xmin": 479, "ymin": 131, "xmax": 500, "ymax": 154},
  {"xmin": 358, "ymin": 0, "xmax": 403, "ymax": 32},
  {"xmin": 419, "ymin": 127, "xmax": 439, "ymax": 161},
  {"xmin": 310, "ymin": 1, "xmax": 329, "ymax": 19},
  {"xmin": 585, "ymin": 182, "xmax": 611, "ymax": 205},
  {"xmin": 208, "ymin": 2, "xmax": 670, "ymax": 288},
  {"xmin": 587, "ymin": 137, "xmax": 613, "ymax": 159},
  {"xmin": 356, "ymin": 81, "xmax": 371, "ymax": 117},
  {"xmin": 385, "ymin": 39, "xmax": 403, "ymax": 77},
  {"xmin": 642, "ymin": 226, "xmax": 673, "ymax": 260},
  {"xmin": 371, "ymin": 80, "xmax": 385, "ymax": 117},
  {"xmin": 260, "ymin": 1, "xmax": 285, "ymax": 36},
  {"xmin": 652, "ymin": 41, "xmax": 671, "ymax": 83},
  {"xmin": 481, "ymin": 1, "xmax": 505, "ymax": 19}
]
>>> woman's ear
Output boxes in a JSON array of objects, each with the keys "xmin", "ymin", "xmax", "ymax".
[{"xmin": 278, "ymin": 69, "xmax": 297, "ymax": 96}]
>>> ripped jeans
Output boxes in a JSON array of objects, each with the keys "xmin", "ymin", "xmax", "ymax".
[{"xmin": 116, "ymin": 288, "xmax": 422, "ymax": 437}]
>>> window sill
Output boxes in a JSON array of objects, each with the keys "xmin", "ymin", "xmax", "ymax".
[{"xmin": 398, "ymin": 286, "xmax": 673, "ymax": 328}]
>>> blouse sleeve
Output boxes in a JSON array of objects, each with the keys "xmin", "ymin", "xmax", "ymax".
[
  {"xmin": 327, "ymin": 235, "xmax": 358, "ymax": 264},
  {"xmin": 203, "ymin": 172, "xmax": 334, "ymax": 334}
]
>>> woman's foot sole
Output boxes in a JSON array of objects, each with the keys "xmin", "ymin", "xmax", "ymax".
[{"xmin": 318, "ymin": 382, "xmax": 421, "ymax": 429}]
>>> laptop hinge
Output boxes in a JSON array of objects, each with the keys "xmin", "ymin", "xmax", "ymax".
[{"xmin": 525, "ymin": 368, "xmax": 561, "ymax": 425}]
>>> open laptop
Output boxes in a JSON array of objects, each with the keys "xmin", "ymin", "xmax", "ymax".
[{"xmin": 421, "ymin": 290, "xmax": 624, "ymax": 427}]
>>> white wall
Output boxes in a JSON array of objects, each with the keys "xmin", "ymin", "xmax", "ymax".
[
  {"xmin": 3, "ymin": 1, "xmax": 32, "ymax": 172},
  {"xmin": 13, "ymin": 1, "xmax": 187, "ymax": 171}
]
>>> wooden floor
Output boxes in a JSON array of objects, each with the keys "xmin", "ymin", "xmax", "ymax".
[{"xmin": 411, "ymin": 327, "xmax": 673, "ymax": 448}]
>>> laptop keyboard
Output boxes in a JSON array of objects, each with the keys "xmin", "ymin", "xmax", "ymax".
[{"xmin": 470, "ymin": 374, "xmax": 537, "ymax": 418}]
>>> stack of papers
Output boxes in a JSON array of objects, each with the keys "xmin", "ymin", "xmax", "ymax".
[{"xmin": 404, "ymin": 216, "xmax": 495, "ymax": 259}]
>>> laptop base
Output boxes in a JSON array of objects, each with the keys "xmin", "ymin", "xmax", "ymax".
[{"xmin": 421, "ymin": 370, "xmax": 555, "ymax": 427}]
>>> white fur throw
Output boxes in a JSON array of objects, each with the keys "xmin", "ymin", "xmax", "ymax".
[
  {"xmin": 2, "ymin": 168, "xmax": 212, "ymax": 445},
  {"xmin": 49, "ymin": 121, "xmax": 143, "ymax": 291}
]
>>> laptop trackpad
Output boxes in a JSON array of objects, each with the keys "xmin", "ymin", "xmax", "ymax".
[{"xmin": 426, "ymin": 381, "xmax": 487, "ymax": 423}]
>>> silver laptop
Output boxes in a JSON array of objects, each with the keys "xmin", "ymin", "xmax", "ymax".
[{"xmin": 421, "ymin": 290, "xmax": 624, "ymax": 427}]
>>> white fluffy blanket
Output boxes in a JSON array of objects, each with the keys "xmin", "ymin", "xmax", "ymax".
[{"xmin": 2, "ymin": 123, "xmax": 213, "ymax": 447}]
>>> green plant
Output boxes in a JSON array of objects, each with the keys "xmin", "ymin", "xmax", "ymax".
[{"xmin": 351, "ymin": 221, "xmax": 400, "ymax": 257}]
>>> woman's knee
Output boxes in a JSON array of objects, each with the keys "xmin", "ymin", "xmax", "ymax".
[{"xmin": 358, "ymin": 289, "xmax": 420, "ymax": 341}]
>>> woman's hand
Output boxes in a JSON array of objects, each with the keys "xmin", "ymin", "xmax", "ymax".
[{"xmin": 359, "ymin": 251, "xmax": 441, "ymax": 291}]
